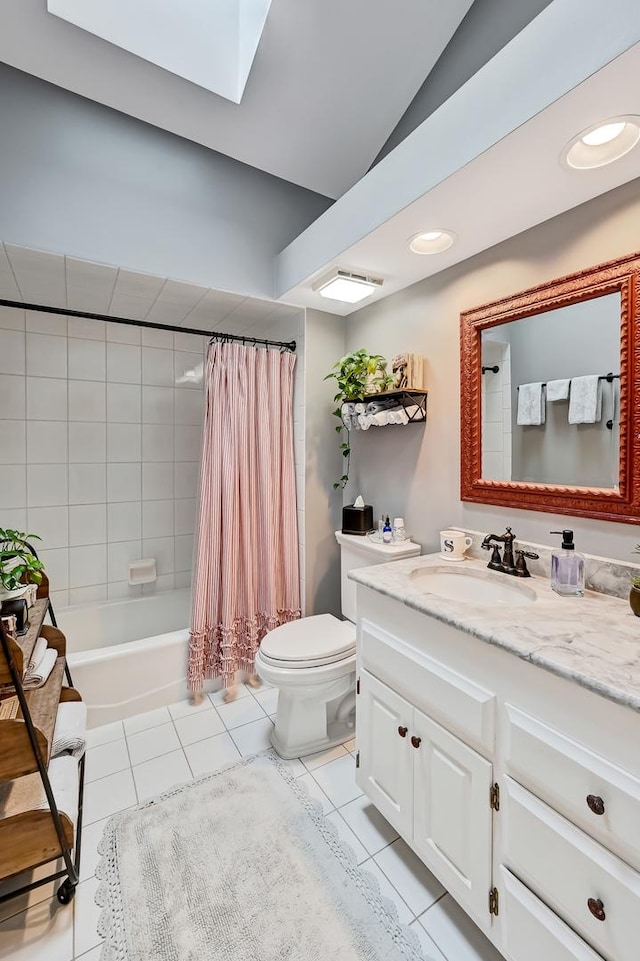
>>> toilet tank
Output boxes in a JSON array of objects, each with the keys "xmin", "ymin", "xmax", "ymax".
[{"xmin": 335, "ymin": 531, "xmax": 421, "ymax": 622}]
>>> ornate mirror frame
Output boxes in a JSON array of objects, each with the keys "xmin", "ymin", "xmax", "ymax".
[{"xmin": 460, "ymin": 251, "xmax": 640, "ymax": 523}]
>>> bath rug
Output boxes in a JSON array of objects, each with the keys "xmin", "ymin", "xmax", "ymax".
[{"xmin": 96, "ymin": 753, "xmax": 429, "ymax": 961}]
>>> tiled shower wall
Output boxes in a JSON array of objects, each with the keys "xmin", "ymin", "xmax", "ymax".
[{"xmin": 0, "ymin": 305, "xmax": 205, "ymax": 608}]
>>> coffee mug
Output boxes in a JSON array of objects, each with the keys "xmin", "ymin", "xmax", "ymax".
[{"xmin": 440, "ymin": 530, "xmax": 473, "ymax": 560}]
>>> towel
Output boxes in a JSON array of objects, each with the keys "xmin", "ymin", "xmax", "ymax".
[
  {"xmin": 371, "ymin": 411, "xmax": 390, "ymax": 426},
  {"xmin": 51, "ymin": 701, "xmax": 87, "ymax": 760},
  {"xmin": 27, "ymin": 636, "xmax": 47, "ymax": 675},
  {"xmin": 38, "ymin": 755, "xmax": 79, "ymax": 827},
  {"xmin": 546, "ymin": 379, "xmax": 570, "ymax": 402},
  {"xmin": 357, "ymin": 413, "xmax": 372, "ymax": 431},
  {"xmin": 569, "ymin": 375, "xmax": 602, "ymax": 424},
  {"xmin": 23, "ymin": 647, "xmax": 57, "ymax": 689},
  {"xmin": 404, "ymin": 404, "xmax": 425, "ymax": 421},
  {"xmin": 341, "ymin": 402, "xmax": 355, "ymax": 430},
  {"xmin": 517, "ymin": 383, "xmax": 545, "ymax": 426}
]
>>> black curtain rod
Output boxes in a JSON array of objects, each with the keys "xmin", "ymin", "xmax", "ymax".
[
  {"xmin": 0, "ymin": 298, "xmax": 296, "ymax": 352},
  {"xmin": 516, "ymin": 373, "xmax": 620, "ymax": 390}
]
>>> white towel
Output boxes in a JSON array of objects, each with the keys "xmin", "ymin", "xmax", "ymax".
[
  {"xmin": 23, "ymin": 647, "xmax": 57, "ymax": 689},
  {"xmin": 38, "ymin": 756, "xmax": 79, "ymax": 827},
  {"xmin": 569, "ymin": 375, "xmax": 602, "ymax": 424},
  {"xmin": 357, "ymin": 413, "xmax": 372, "ymax": 430},
  {"xmin": 404, "ymin": 404, "xmax": 425, "ymax": 421},
  {"xmin": 51, "ymin": 701, "xmax": 87, "ymax": 760},
  {"xmin": 340, "ymin": 402, "xmax": 354, "ymax": 430},
  {"xmin": 27, "ymin": 636, "xmax": 47, "ymax": 674},
  {"xmin": 371, "ymin": 411, "xmax": 390, "ymax": 426},
  {"xmin": 517, "ymin": 383, "xmax": 545, "ymax": 426},
  {"xmin": 546, "ymin": 379, "xmax": 570, "ymax": 402}
]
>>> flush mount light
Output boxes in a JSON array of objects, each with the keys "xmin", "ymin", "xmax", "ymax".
[
  {"xmin": 408, "ymin": 229, "xmax": 456, "ymax": 255},
  {"xmin": 562, "ymin": 116, "xmax": 640, "ymax": 170},
  {"xmin": 312, "ymin": 269, "xmax": 383, "ymax": 304}
]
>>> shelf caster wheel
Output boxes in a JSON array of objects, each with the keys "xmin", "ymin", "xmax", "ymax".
[{"xmin": 57, "ymin": 880, "xmax": 77, "ymax": 905}]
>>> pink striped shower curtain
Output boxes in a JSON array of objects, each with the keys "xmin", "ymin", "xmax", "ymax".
[{"xmin": 188, "ymin": 341, "xmax": 301, "ymax": 691}]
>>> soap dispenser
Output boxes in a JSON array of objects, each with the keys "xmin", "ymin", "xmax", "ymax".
[{"xmin": 550, "ymin": 530, "xmax": 585, "ymax": 597}]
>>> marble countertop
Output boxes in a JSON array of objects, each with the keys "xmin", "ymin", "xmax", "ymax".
[{"xmin": 349, "ymin": 553, "xmax": 640, "ymax": 713}]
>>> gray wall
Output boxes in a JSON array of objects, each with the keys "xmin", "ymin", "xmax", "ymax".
[
  {"xmin": 0, "ymin": 64, "xmax": 332, "ymax": 299},
  {"xmin": 374, "ymin": 0, "xmax": 553, "ymax": 164}
]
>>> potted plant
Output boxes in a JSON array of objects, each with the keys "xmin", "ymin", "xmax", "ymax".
[
  {"xmin": 324, "ymin": 348, "xmax": 395, "ymax": 489},
  {"xmin": 0, "ymin": 529, "xmax": 44, "ymax": 601}
]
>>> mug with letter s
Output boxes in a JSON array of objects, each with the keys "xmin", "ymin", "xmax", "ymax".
[{"xmin": 439, "ymin": 530, "xmax": 473, "ymax": 560}]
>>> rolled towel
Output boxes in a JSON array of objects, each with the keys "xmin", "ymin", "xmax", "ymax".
[
  {"xmin": 38, "ymin": 756, "xmax": 79, "ymax": 827},
  {"xmin": 51, "ymin": 701, "xmax": 87, "ymax": 760},
  {"xmin": 357, "ymin": 413, "xmax": 372, "ymax": 430},
  {"xmin": 393, "ymin": 408, "xmax": 409, "ymax": 425},
  {"xmin": 353, "ymin": 403, "xmax": 365, "ymax": 416},
  {"xmin": 546, "ymin": 379, "xmax": 570, "ymax": 402},
  {"xmin": 517, "ymin": 383, "xmax": 545, "ymax": 426},
  {"xmin": 371, "ymin": 411, "xmax": 390, "ymax": 426},
  {"xmin": 341, "ymin": 402, "xmax": 355, "ymax": 430},
  {"xmin": 27, "ymin": 636, "xmax": 47, "ymax": 675},
  {"xmin": 568, "ymin": 375, "xmax": 602, "ymax": 424},
  {"xmin": 404, "ymin": 404, "xmax": 425, "ymax": 421},
  {"xmin": 365, "ymin": 399, "xmax": 396, "ymax": 415},
  {"xmin": 23, "ymin": 647, "xmax": 57, "ymax": 689}
]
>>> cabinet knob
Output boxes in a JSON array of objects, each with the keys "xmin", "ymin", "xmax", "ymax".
[
  {"xmin": 398, "ymin": 726, "xmax": 408, "ymax": 738},
  {"xmin": 411, "ymin": 735, "xmax": 422, "ymax": 749},
  {"xmin": 586, "ymin": 794, "xmax": 605, "ymax": 816},
  {"xmin": 587, "ymin": 898, "xmax": 606, "ymax": 922}
]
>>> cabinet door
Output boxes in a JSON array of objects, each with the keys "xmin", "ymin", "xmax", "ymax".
[
  {"xmin": 412, "ymin": 707, "xmax": 493, "ymax": 925},
  {"xmin": 356, "ymin": 670, "xmax": 414, "ymax": 839}
]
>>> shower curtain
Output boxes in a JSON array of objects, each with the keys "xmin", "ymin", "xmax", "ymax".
[{"xmin": 188, "ymin": 341, "xmax": 301, "ymax": 691}]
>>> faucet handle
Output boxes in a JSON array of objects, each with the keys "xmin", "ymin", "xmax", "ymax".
[{"xmin": 514, "ymin": 549, "xmax": 539, "ymax": 577}]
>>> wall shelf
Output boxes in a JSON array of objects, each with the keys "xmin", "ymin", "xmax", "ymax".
[{"xmin": 345, "ymin": 389, "xmax": 427, "ymax": 429}]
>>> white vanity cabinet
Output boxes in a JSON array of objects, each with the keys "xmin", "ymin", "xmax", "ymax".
[{"xmin": 354, "ymin": 585, "xmax": 640, "ymax": 961}]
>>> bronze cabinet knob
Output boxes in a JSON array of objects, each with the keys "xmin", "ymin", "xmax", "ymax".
[
  {"xmin": 411, "ymin": 735, "xmax": 422, "ymax": 749},
  {"xmin": 586, "ymin": 794, "xmax": 605, "ymax": 816},
  {"xmin": 398, "ymin": 726, "xmax": 408, "ymax": 738},
  {"xmin": 587, "ymin": 898, "xmax": 606, "ymax": 922}
]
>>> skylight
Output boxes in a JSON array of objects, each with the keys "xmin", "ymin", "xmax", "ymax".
[{"xmin": 47, "ymin": 0, "xmax": 272, "ymax": 104}]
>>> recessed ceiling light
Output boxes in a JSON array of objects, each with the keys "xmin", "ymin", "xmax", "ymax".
[
  {"xmin": 562, "ymin": 116, "xmax": 640, "ymax": 169},
  {"xmin": 408, "ymin": 229, "xmax": 456, "ymax": 255},
  {"xmin": 312, "ymin": 269, "xmax": 383, "ymax": 304}
]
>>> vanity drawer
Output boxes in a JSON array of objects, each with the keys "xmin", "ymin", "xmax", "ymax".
[
  {"xmin": 360, "ymin": 619, "xmax": 495, "ymax": 753},
  {"xmin": 505, "ymin": 705, "xmax": 640, "ymax": 870},
  {"xmin": 503, "ymin": 777, "xmax": 640, "ymax": 961},
  {"xmin": 501, "ymin": 867, "xmax": 604, "ymax": 961}
]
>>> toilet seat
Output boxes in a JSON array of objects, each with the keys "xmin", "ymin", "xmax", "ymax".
[{"xmin": 259, "ymin": 614, "xmax": 355, "ymax": 670}]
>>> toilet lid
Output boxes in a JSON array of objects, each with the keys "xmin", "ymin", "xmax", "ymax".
[{"xmin": 259, "ymin": 614, "xmax": 355, "ymax": 667}]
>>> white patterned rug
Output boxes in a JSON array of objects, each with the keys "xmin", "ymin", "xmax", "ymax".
[{"xmin": 96, "ymin": 753, "xmax": 429, "ymax": 961}]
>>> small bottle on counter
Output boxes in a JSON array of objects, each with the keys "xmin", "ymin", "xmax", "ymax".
[
  {"xmin": 392, "ymin": 517, "xmax": 407, "ymax": 542},
  {"xmin": 382, "ymin": 516, "xmax": 393, "ymax": 544},
  {"xmin": 550, "ymin": 529, "xmax": 585, "ymax": 597}
]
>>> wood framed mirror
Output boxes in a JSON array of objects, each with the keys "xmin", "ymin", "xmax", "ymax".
[{"xmin": 460, "ymin": 251, "xmax": 640, "ymax": 523}]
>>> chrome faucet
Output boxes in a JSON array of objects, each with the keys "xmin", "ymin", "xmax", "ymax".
[{"xmin": 481, "ymin": 527, "xmax": 539, "ymax": 577}]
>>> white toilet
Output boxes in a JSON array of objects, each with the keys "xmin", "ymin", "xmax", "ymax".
[{"xmin": 255, "ymin": 531, "xmax": 420, "ymax": 759}]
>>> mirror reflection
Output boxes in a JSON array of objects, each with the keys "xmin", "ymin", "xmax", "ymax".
[{"xmin": 481, "ymin": 292, "xmax": 621, "ymax": 489}]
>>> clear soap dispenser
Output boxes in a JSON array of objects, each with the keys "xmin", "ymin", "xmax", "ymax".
[{"xmin": 550, "ymin": 529, "xmax": 585, "ymax": 597}]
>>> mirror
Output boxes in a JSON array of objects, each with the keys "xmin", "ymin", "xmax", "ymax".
[{"xmin": 460, "ymin": 252, "xmax": 640, "ymax": 523}]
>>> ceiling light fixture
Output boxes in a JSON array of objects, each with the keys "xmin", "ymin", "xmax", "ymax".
[
  {"xmin": 562, "ymin": 116, "xmax": 640, "ymax": 170},
  {"xmin": 408, "ymin": 229, "xmax": 456, "ymax": 255},
  {"xmin": 312, "ymin": 269, "xmax": 383, "ymax": 304}
]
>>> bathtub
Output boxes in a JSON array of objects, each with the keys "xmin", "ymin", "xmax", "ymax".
[{"xmin": 60, "ymin": 589, "xmax": 192, "ymax": 727}]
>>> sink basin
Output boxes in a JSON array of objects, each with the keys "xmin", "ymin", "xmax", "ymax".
[{"xmin": 409, "ymin": 566, "xmax": 537, "ymax": 607}]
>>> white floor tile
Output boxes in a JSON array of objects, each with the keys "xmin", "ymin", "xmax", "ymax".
[
  {"xmin": 168, "ymin": 697, "xmax": 213, "ymax": 720},
  {"xmin": 83, "ymin": 769, "xmax": 137, "ymax": 825},
  {"xmin": 173, "ymin": 708, "xmax": 225, "ymax": 746},
  {"xmin": 418, "ymin": 895, "xmax": 504, "ymax": 961},
  {"xmin": 85, "ymin": 720, "xmax": 124, "ymax": 750},
  {"xmin": 228, "ymin": 716, "xmax": 274, "ymax": 756},
  {"xmin": 208, "ymin": 683, "xmax": 251, "ymax": 706},
  {"xmin": 301, "ymin": 743, "xmax": 348, "ymax": 772},
  {"xmin": 410, "ymin": 921, "xmax": 448, "ymax": 961},
  {"xmin": 297, "ymin": 772, "xmax": 333, "ymax": 814},
  {"xmin": 84, "ymin": 739, "xmax": 130, "ymax": 784},
  {"xmin": 311, "ymin": 754, "xmax": 362, "ymax": 808},
  {"xmin": 78, "ymin": 817, "xmax": 114, "ymax": 883},
  {"xmin": 73, "ymin": 876, "xmax": 102, "ymax": 958},
  {"xmin": 374, "ymin": 838, "xmax": 445, "ymax": 916},
  {"xmin": 324, "ymin": 810, "xmax": 369, "ymax": 864},
  {"xmin": 75, "ymin": 945, "xmax": 104, "ymax": 961},
  {"xmin": 360, "ymin": 859, "xmax": 413, "ymax": 925},
  {"xmin": 251, "ymin": 687, "xmax": 279, "ymax": 715},
  {"xmin": 216, "ymin": 696, "xmax": 266, "ymax": 730},
  {"xmin": 126, "ymin": 722, "xmax": 181, "ymax": 765},
  {"xmin": 123, "ymin": 706, "xmax": 172, "ymax": 736},
  {"xmin": 339, "ymin": 794, "xmax": 399, "ymax": 855},
  {"xmin": 132, "ymin": 749, "xmax": 193, "ymax": 802},
  {"xmin": 183, "ymin": 732, "xmax": 242, "ymax": 777},
  {"xmin": 0, "ymin": 898, "xmax": 73, "ymax": 961}
]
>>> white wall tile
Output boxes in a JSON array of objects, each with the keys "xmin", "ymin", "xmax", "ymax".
[
  {"xmin": 107, "ymin": 343, "xmax": 141, "ymax": 383},
  {"xmin": 69, "ymin": 464, "xmax": 106, "ymax": 505},
  {"xmin": 69, "ymin": 584, "xmax": 108, "ymax": 605},
  {"xmin": 175, "ymin": 461, "xmax": 200, "ymax": 499},
  {"xmin": 174, "ymin": 570, "xmax": 191, "ymax": 589},
  {"xmin": 0, "ymin": 507, "xmax": 27, "ymax": 530},
  {"xmin": 175, "ymin": 498, "xmax": 196, "ymax": 536},
  {"xmin": 67, "ymin": 317, "xmax": 105, "ymax": 341},
  {"xmin": 0, "ymin": 420, "xmax": 26, "ymax": 462},
  {"xmin": 174, "ymin": 425, "xmax": 201, "ymax": 461},
  {"xmin": 107, "ymin": 539, "xmax": 142, "ymax": 582},
  {"xmin": 69, "ymin": 504, "xmax": 107, "ymax": 547},
  {"xmin": 141, "ymin": 327, "xmax": 173, "ymax": 348},
  {"xmin": 174, "ymin": 331, "xmax": 204, "ymax": 352},
  {"xmin": 68, "ymin": 338, "xmax": 106, "ymax": 381},
  {"xmin": 108, "ymin": 580, "xmax": 142, "ymax": 599},
  {"xmin": 107, "ymin": 383, "xmax": 141, "ymax": 423},
  {"xmin": 142, "ymin": 499, "xmax": 174, "ymax": 538},
  {"xmin": 0, "ymin": 465, "xmax": 27, "ymax": 508},
  {"xmin": 142, "ymin": 386, "xmax": 173, "ymax": 424},
  {"xmin": 26, "ymin": 377, "xmax": 67, "ymax": 421},
  {"xmin": 107, "ymin": 501, "xmax": 142, "ymax": 542},
  {"xmin": 68, "ymin": 380, "xmax": 106, "ymax": 422},
  {"xmin": 0, "ymin": 329, "xmax": 25, "ymax": 374},
  {"xmin": 27, "ymin": 464, "xmax": 68, "ymax": 507},
  {"xmin": 69, "ymin": 422, "xmax": 106, "ymax": 463},
  {"xmin": 0, "ymin": 306, "xmax": 25, "ymax": 330},
  {"xmin": 175, "ymin": 534, "xmax": 194, "ymax": 572},
  {"xmin": 106, "ymin": 322, "xmax": 140, "ymax": 345},
  {"xmin": 26, "ymin": 332, "xmax": 67, "ymax": 378},
  {"xmin": 26, "ymin": 309, "xmax": 67, "ymax": 336},
  {"xmin": 70, "ymin": 544, "xmax": 107, "ymax": 588},
  {"xmin": 142, "ymin": 463, "xmax": 174, "ymax": 501},
  {"xmin": 142, "ymin": 536, "xmax": 174, "ymax": 575},
  {"xmin": 39, "ymin": 546, "xmax": 69, "ymax": 590},
  {"xmin": 27, "ymin": 506, "xmax": 69, "ymax": 550},
  {"xmin": 175, "ymin": 389, "xmax": 203, "ymax": 425},
  {"xmin": 107, "ymin": 463, "xmax": 141, "ymax": 502},
  {"xmin": 26, "ymin": 421, "xmax": 67, "ymax": 463},
  {"xmin": 107, "ymin": 423, "xmax": 141, "ymax": 462},
  {"xmin": 174, "ymin": 352, "xmax": 204, "ymax": 389},
  {"xmin": 143, "ymin": 424, "xmax": 174, "ymax": 462},
  {"xmin": 142, "ymin": 347, "xmax": 174, "ymax": 386},
  {"xmin": 0, "ymin": 374, "xmax": 26, "ymax": 419},
  {"xmin": 143, "ymin": 573, "xmax": 175, "ymax": 594}
]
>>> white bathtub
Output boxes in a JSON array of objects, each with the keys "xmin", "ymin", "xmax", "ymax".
[{"xmin": 60, "ymin": 590, "xmax": 192, "ymax": 727}]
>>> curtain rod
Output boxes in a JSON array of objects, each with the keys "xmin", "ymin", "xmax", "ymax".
[{"xmin": 0, "ymin": 299, "xmax": 296, "ymax": 352}]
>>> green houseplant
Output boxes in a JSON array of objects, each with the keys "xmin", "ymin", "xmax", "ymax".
[
  {"xmin": 0, "ymin": 528, "xmax": 44, "ymax": 600},
  {"xmin": 324, "ymin": 348, "xmax": 395, "ymax": 489}
]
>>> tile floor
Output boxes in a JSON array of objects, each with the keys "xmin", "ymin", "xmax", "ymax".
[{"xmin": 0, "ymin": 682, "xmax": 503, "ymax": 961}]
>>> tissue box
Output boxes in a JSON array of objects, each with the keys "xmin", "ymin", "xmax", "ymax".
[{"xmin": 342, "ymin": 503, "xmax": 373, "ymax": 536}]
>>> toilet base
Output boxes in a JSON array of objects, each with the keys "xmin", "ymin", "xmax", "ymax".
[{"xmin": 270, "ymin": 716, "xmax": 355, "ymax": 761}]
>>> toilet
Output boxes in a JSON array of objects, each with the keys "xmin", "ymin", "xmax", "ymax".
[{"xmin": 255, "ymin": 531, "xmax": 420, "ymax": 759}]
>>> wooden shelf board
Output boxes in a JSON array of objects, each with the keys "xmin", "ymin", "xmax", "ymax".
[
  {"xmin": 0, "ymin": 600, "xmax": 49, "ymax": 684},
  {"xmin": 21, "ymin": 657, "xmax": 65, "ymax": 764}
]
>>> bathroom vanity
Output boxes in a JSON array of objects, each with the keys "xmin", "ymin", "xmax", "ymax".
[{"xmin": 351, "ymin": 553, "xmax": 640, "ymax": 961}]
